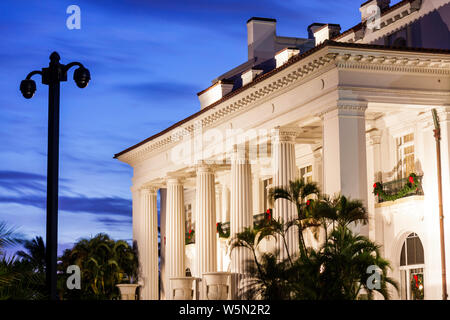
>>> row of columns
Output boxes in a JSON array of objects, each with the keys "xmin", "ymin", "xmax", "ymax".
[{"xmin": 134, "ymin": 102, "xmax": 370, "ymax": 299}]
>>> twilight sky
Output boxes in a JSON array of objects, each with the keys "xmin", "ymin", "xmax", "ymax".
[{"xmin": 0, "ymin": 0, "xmax": 401, "ymax": 254}]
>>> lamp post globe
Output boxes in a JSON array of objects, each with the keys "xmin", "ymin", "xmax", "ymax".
[
  {"xmin": 74, "ymin": 66, "xmax": 91, "ymax": 88},
  {"xmin": 20, "ymin": 79, "xmax": 36, "ymax": 99}
]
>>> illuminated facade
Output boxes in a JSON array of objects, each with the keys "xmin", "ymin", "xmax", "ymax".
[{"xmin": 115, "ymin": 0, "xmax": 450, "ymax": 300}]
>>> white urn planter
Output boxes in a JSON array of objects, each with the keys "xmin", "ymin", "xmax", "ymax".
[
  {"xmin": 116, "ymin": 284, "xmax": 139, "ymax": 300},
  {"xmin": 202, "ymin": 272, "xmax": 231, "ymax": 300},
  {"xmin": 170, "ymin": 277, "xmax": 196, "ymax": 300}
]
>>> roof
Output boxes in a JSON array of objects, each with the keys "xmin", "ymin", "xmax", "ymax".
[{"xmin": 114, "ymin": 40, "xmax": 450, "ymax": 159}]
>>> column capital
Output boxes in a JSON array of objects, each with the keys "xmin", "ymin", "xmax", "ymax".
[
  {"xmin": 315, "ymin": 100, "xmax": 368, "ymax": 119},
  {"xmin": 140, "ymin": 186, "xmax": 159, "ymax": 195},
  {"xmin": 366, "ymin": 128, "xmax": 382, "ymax": 146},
  {"xmin": 166, "ymin": 176, "xmax": 185, "ymax": 185},
  {"xmin": 313, "ymin": 146, "xmax": 323, "ymax": 159},
  {"xmin": 230, "ymin": 144, "xmax": 250, "ymax": 163},
  {"xmin": 271, "ymin": 126, "xmax": 300, "ymax": 143},
  {"xmin": 196, "ymin": 160, "xmax": 216, "ymax": 173}
]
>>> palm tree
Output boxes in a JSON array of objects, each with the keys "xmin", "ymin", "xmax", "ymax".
[
  {"xmin": 17, "ymin": 236, "xmax": 46, "ymax": 273},
  {"xmin": 0, "ymin": 222, "xmax": 22, "ymax": 256},
  {"xmin": 0, "ymin": 222, "xmax": 22, "ymax": 290},
  {"xmin": 58, "ymin": 233, "xmax": 139, "ymax": 300},
  {"xmin": 232, "ymin": 181, "xmax": 398, "ymax": 300},
  {"xmin": 317, "ymin": 226, "xmax": 398, "ymax": 300},
  {"xmin": 230, "ymin": 226, "xmax": 291, "ymax": 300},
  {"xmin": 268, "ymin": 179, "xmax": 320, "ymax": 254},
  {"xmin": 0, "ymin": 223, "xmax": 45, "ymax": 300},
  {"xmin": 307, "ymin": 194, "xmax": 368, "ymax": 244}
]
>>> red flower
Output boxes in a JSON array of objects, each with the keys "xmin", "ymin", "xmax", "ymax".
[
  {"xmin": 409, "ymin": 176, "xmax": 414, "ymax": 184},
  {"xmin": 266, "ymin": 209, "xmax": 271, "ymax": 214},
  {"xmin": 414, "ymin": 275, "xmax": 419, "ymax": 288},
  {"xmin": 306, "ymin": 200, "xmax": 311, "ymax": 206},
  {"xmin": 377, "ymin": 193, "xmax": 379, "ymax": 197},
  {"xmin": 189, "ymin": 229, "xmax": 192, "ymax": 234},
  {"xmin": 373, "ymin": 183, "xmax": 377, "ymax": 188}
]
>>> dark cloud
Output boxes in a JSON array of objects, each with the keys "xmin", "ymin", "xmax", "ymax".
[
  {"xmin": 0, "ymin": 170, "xmax": 71, "ymax": 194},
  {"xmin": 0, "ymin": 194, "xmax": 131, "ymax": 217},
  {"xmin": 96, "ymin": 217, "xmax": 132, "ymax": 229},
  {"xmin": 0, "ymin": 170, "xmax": 47, "ymax": 194}
]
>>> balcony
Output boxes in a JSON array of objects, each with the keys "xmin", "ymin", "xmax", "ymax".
[{"xmin": 376, "ymin": 175, "xmax": 424, "ymax": 204}]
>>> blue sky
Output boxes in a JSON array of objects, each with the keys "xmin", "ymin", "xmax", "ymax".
[{"xmin": 0, "ymin": 0, "xmax": 400, "ymax": 254}]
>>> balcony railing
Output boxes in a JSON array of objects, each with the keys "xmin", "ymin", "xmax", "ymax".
[{"xmin": 377, "ymin": 175, "xmax": 424, "ymax": 203}]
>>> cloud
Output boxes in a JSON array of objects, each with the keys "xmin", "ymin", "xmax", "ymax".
[
  {"xmin": 117, "ymin": 81, "xmax": 202, "ymax": 101},
  {"xmin": 0, "ymin": 170, "xmax": 47, "ymax": 194},
  {"xmin": 96, "ymin": 217, "xmax": 132, "ymax": 229},
  {"xmin": 0, "ymin": 170, "xmax": 73, "ymax": 195},
  {"xmin": 0, "ymin": 194, "xmax": 131, "ymax": 217}
]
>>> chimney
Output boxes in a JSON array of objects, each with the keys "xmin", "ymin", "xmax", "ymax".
[
  {"xmin": 312, "ymin": 24, "xmax": 341, "ymax": 45},
  {"xmin": 197, "ymin": 80, "xmax": 234, "ymax": 109},
  {"xmin": 247, "ymin": 17, "xmax": 277, "ymax": 61},
  {"xmin": 275, "ymin": 48, "xmax": 300, "ymax": 68},
  {"xmin": 360, "ymin": 0, "xmax": 390, "ymax": 21},
  {"xmin": 307, "ymin": 23, "xmax": 326, "ymax": 39},
  {"xmin": 241, "ymin": 69, "xmax": 263, "ymax": 86}
]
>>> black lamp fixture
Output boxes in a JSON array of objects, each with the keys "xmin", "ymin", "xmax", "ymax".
[{"xmin": 20, "ymin": 52, "xmax": 90, "ymax": 300}]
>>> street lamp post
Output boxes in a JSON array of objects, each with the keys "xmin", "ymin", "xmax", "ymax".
[
  {"xmin": 432, "ymin": 108, "xmax": 448, "ymax": 300},
  {"xmin": 20, "ymin": 52, "xmax": 90, "ymax": 300}
]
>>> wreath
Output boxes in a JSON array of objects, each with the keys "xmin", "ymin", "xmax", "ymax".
[
  {"xmin": 216, "ymin": 222, "xmax": 230, "ymax": 238},
  {"xmin": 373, "ymin": 173, "xmax": 420, "ymax": 202},
  {"xmin": 185, "ymin": 229, "xmax": 195, "ymax": 244}
]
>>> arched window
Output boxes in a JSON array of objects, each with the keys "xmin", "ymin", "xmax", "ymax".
[
  {"xmin": 399, "ymin": 233, "xmax": 425, "ymax": 300},
  {"xmin": 393, "ymin": 37, "xmax": 407, "ymax": 47}
]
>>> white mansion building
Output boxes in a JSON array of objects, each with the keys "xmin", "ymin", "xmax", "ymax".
[{"xmin": 115, "ymin": 0, "xmax": 450, "ymax": 300}]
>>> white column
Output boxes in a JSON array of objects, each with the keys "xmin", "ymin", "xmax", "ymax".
[
  {"xmin": 367, "ymin": 129, "xmax": 382, "ymax": 242},
  {"xmin": 195, "ymin": 164, "xmax": 217, "ymax": 280},
  {"xmin": 313, "ymin": 146, "xmax": 323, "ymax": 191},
  {"xmin": 322, "ymin": 101, "xmax": 368, "ymax": 236},
  {"xmin": 216, "ymin": 184, "xmax": 222, "ymax": 223},
  {"xmin": 272, "ymin": 128, "xmax": 298, "ymax": 260},
  {"xmin": 252, "ymin": 174, "xmax": 262, "ymax": 215},
  {"xmin": 140, "ymin": 187, "xmax": 159, "ymax": 300},
  {"xmin": 221, "ymin": 185, "xmax": 230, "ymax": 223},
  {"xmin": 230, "ymin": 149, "xmax": 253, "ymax": 296},
  {"xmin": 166, "ymin": 178, "xmax": 185, "ymax": 300}
]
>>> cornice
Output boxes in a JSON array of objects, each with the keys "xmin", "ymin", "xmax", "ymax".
[{"xmin": 118, "ymin": 46, "xmax": 450, "ymax": 166}]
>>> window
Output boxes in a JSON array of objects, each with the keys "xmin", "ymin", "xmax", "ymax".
[
  {"xmin": 300, "ymin": 165, "xmax": 313, "ymax": 184},
  {"xmin": 399, "ymin": 233, "xmax": 425, "ymax": 300},
  {"xmin": 396, "ymin": 133, "xmax": 415, "ymax": 179}
]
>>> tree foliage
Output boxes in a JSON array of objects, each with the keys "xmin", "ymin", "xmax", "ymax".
[
  {"xmin": 231, "ymin": 179, "xmax": 398, "ymax": 300},
  {"xmin": 58, "ymin": 233, "xmax": 139, "ymax": 300}
]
